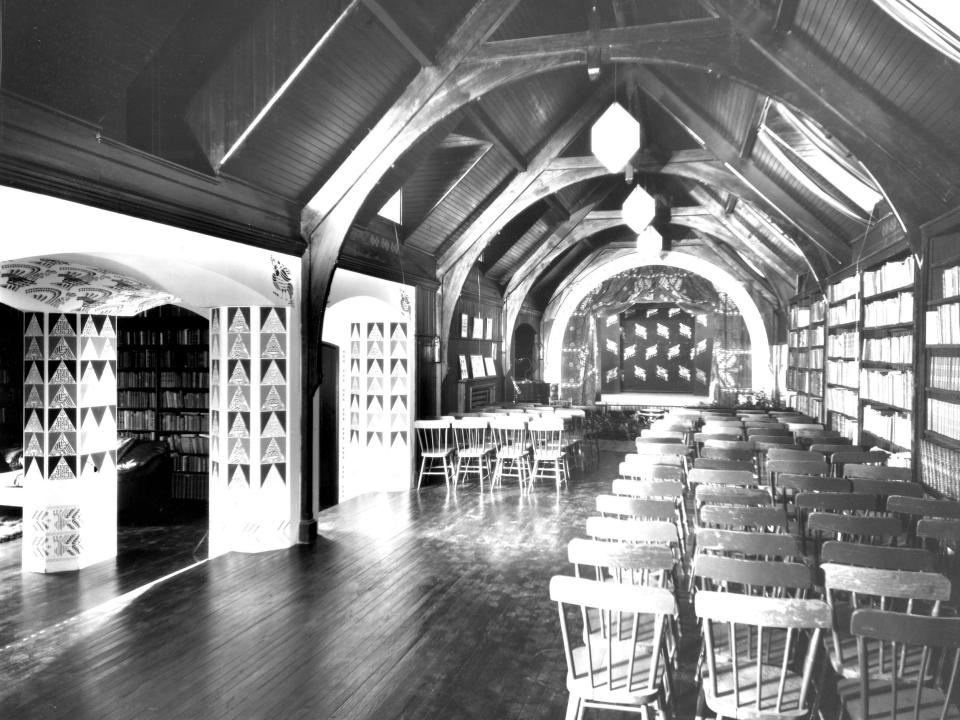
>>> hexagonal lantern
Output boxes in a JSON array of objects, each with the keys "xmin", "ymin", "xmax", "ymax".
[
  {"xmin": 636, "ymin": 225, "xmax": 662, "ymax": 255},
  {"xmin": 590, "ymin": 102, "xmax": 640, "ymax": 173},
  {"xmin": 622, "ymin": 185, "xmax": 656, "ymax": 232}
]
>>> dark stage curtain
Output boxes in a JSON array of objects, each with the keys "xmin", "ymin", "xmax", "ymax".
[{"xmin": 560, "ymin": 266, "xmax": 752, "ymax": 404}]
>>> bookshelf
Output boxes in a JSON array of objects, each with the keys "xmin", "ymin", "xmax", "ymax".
[
  {"xmin": 920, "ymin": 216, "xmax": 960, "ymax": 497},
  {"xmin": 0, "ymin": 304, "xmax": 23, "ymax": 447},
  {"xmin": 118, "ymin": 305, "xmax": 209, "ymax": 501},
  {"xmin": 859, "ymin": 252, "xmax": 915, "ymax": 454},
  {"xmin": 825, "ymin": 272, "xmax": 860, "ymax": 442},
  {"xmin": 786, "ymin": 292, "xmax": 825, "ymax": 421}
]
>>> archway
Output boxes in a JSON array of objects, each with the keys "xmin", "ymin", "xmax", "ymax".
[
  {"xmin": 543, "ymin": 249, "xmax": 773, "ymax": 393},
  {"xmin": 512, "ymin": 323, "xmax": 537, "ymax": 381}
]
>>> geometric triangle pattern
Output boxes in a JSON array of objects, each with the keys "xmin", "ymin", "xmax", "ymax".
[
  {"xmin": 228, "ymin": 308, "xmax": 250, "ymax": 334},
  {"xmin": 260, "ymin": 307, "xmax": 286, "ymax": 334},
  {"xmin": 25, "ymin": 337, "xmax": 43, "ymax": 360}
]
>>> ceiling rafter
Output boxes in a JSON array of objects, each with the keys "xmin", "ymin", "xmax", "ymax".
[
  {"xmin": 360, "ymin": 0, "xmax": 433, "ymax": 67},
  {"xmin": 463, "ymin": 103, "xmax": 527, "ymax": 172},
  {"xmin": 684, "ymin": 235, "xmax": 779, "ymax": 308}
]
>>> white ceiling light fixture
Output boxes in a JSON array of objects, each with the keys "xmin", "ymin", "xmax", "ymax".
[
  {"xmin": 622, "ymin": 185, "xmax": 656, "ymax": 232},
  {"xmin": 635, "ymin": 225, "xmax": 662, "ymax": 255},
  {"xmin": 590, "ymin": 102, "xmax": 641, "ymax": 173}
]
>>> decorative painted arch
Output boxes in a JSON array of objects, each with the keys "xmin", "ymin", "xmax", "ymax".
[{"xmin": 542, "ymin": 249, "xmax": 773, "ymax": 393}]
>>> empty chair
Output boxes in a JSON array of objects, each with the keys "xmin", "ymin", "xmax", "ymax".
[
  {"xmin": 692, "ymin": 555, "xmax": 813, "ymax": 598},
  {"xmin": 695, "ymin": 591, "xmax": 831, "ymax": 720},
  {"xmin": 830, "ymin": 449, "xmax": 888, "ymax": 477},
  {"xmin": 528, "ymin": 415, "xmax": 568, "ymax": 489},
  {"xmin": 549, "ymin": 575, "xmax": 676, "ymax": 720},
  {"xmin": 693, "ymin": 458, "xmax": 755, "ymax": 473},
  {"xmin": 836, "ymin": 610, "xmax": 960, "ymax": 720},
  {"xmin": 889, "ymin": 496, "xmax": 960, "ymax": 544},
  {"xmin": 821, "ymin": 562, "xmax": 951, "ymax": 680},
  {"xmin": 843, "ymin": 464, "xmax": 912, "ymax": 482},
  {"xmin": 618, "ymin": 461, "xmax": 684, "ymax": 483},
  {"xmin": 765, "ymin": 457, "xmax": 830, "ymax": 491},
  {"xmin": 917, "ymin": 518, "xmax": 960, "ymax": 578},
  {"xmin": 597, "ymin": 494, "xmax": 686, "ymax": 558},
  {"xmin": 414, "ymin": 418, "xmax": 456, "ymax": 489},
  {"xmin": 612, "ymin": 478, "xmax": 687, "ymax": 536},
  {"xmin": 821, "ymin": 541, "xmax": 938, "ymax": 572},
  {"xmin": 567, "ymin": 537, "xmax": 676, "ymax": 588},
  {"xmin": 701, "ymin": 446, "xmax": 755, "ymax": 463},
  {"xmin": 699, "ymin": 505, "xmax": 786, "ymax": 533},
  {"xmin": 688, "ymin": 468, "xmax": 757, "ymax": 489},
  {"xmin": 585, "ymin": 516, "xmax": 683, "ymax": 562},
  {"xmin": 806, "ymin": 513, "xmax": 902, "ymax": 561},
  {"xmin": 490, "ymin": 415, "xmax": 531, "ymax": 492},
  {"xmin": 694, "ymin": 528, "xmax": 803, "ymax": 562},
  {"xmin": 775, "ymin": 474, "xmax": 851, "ymax": 533},
  {"xmin": 556, "ymin": 408, "xmax": 585, "ymax": 472},
  {"xmin": 452, "ymin": 417, "xmax": 494, "ymax": 489},
  {"xmin": 851, "ymin": 477, "xmax": 923, "ymax": 510}
]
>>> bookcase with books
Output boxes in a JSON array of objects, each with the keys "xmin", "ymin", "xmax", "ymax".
[
  {"xmin": 859, "ymin": 252, "xmax": 915, "ymax": 453},
  {"xmin": 118, "ymin": 305, "xmax": 210, "ymax": 501},
  {"xmin": 920, "ymin": 211, "xmax": 960, "ymax": 497},
  {"xmin": 825, "ymin": 272, "xmax": 860, "ymax": 442},
  {"xmin": 786, "ymin": 292, "xmax": 825, "ymax": 421}
]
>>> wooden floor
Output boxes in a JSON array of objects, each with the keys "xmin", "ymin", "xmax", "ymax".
[{"xmin": 0, "ymin": 456, "xmax": 700, "ymax": 720}]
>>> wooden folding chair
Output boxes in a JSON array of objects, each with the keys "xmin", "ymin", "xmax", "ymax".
[
  {"xmin": 549, "ymin": 576, "xmax": 677, "ymax": 720},
  {"xmin": 413, "ymin": 418, "xmax": 455, "ymax": 489}
]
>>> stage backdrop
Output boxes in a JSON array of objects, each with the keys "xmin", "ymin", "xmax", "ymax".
[
  {"xmin": 609, "ymin": 304, "xmax": 712, "ymax": 394},
  {"xmin": 562, "ymin": 266, "xmax": 757, "ymax": 405}
]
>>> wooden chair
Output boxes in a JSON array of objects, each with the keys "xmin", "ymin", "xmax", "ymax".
[
  {"xmin": 692, "ymin": 555, "xmax": 812, "ymax": 598},
  {"xmin": 596, "ymin": 495, "xmax": 676, "ymax": 523},
  {"xmin": 612, "ymin": 479, "xmax": 687, "ymax": 535},
  {"xmin": 820, "ymin": 541, "xmax": 938, "ymax": 572},
  {"xmin": 889, "ymin": 496, "xmax": 960, "ymax": 545},
  {"xmin": 413, "ymin": 418, "xmax": 456, "ymax": 489},
  {"xmin": 528, "ymin": 415, "xmax": 568, "ymax": 490},
  {"xmin": 830, "ymin": 450, "xmax": 888, "ymax": 477},
  {"xmin": 688, "ymin": 468, "xmax": 758, "ymax": 490},
  {"xmin": 490, "ymin": 415, "xmax": 531, "ymax": 492},
  {"xmin": 568, "ymin": 537, "xmax": 676, "ymax": 588},
  {"xmin": 556, "ymin": 408, "xmax": 585, "ymax": 473},
  {"xmin": 766, "ymin": 448, "xmax": 827, "ymax": 463},
  {"xmin": 451, "ymin": 417, "xmax": 495, "ymax": 489},
  {"xmin": 836, "ymin": 610, "xmax": 960, "ymax": 720},
  {"xmin": 774, "ymin": 474, "xmax": 851, "ymax": 535},
  {"xmin": 695, "ymin": 591, "xmax": 831, "ymax": 720},
  {"xmin": 698, "ymin": 505, "xmax": 786, "ymax": 533},
  {"xmin": 844, "ymin": 464, "xmax": 912, "ymax": 482},
  {"xmin": 917, "ymin": 518, "xmax": 960, "ymax": 579},
  {"xmin": 693, "ymin": 458, "xmax": 755, "ymax": 473},
  {"xmin": 850, "ymin": 478, "xmax": 923, "ymax": 511},
  {"xmin": 807, "ymin": 513, "xmax": 902, "ymax": 562},
  {"xmin": 585, "ymin": 516, "xmax": 683, "ymax": 566},
  {"xmin": 821, "ymin": 563, "xmax": 951, "ymax": 681},
  {"xmin": 694, "ymin": 528, "xmax": 803, "ymax": 562},
  {"xmin": 549, "ymin": 576, "xmax": 676, "ymax": 720},
  {"xmin": 700, "ymin": 447, "xmax": 755, "ymax": 463},
  {"xmin": 618, "ymin": 461, "xmax": 684, "ymax": 483}
]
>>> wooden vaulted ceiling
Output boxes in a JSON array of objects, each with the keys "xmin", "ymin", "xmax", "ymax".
[{"xmin": 2, "ymin": 0, "xmax": 959, "ymax": 340}]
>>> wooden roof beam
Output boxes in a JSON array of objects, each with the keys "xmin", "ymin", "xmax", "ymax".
[
  {"xmin": 633, "ymin": 65, "xmax": 847, "ymax": 272},
  {"xmin": 739, "ymin": 94, "xmax": 770, "ymax": 160},
  {"xmin": 360, "ymin": 0, "xmax": 433, "ymax": 67},
  {"xmin": 464, "ymin": 103, "xmax": 527, "ymax": 171}
]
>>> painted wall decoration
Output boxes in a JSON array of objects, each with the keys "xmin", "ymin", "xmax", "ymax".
[
  {"xmin": 1, "ymin": 257, "xmax": 178, "ymax": 316},
  {"xmin": 209, "ymin": 306, "xmax": 298, "ymax": 555},
  {"xmin": 324, "ymin": 269, "xmax": 415, "ymax": 502},
  {"xmin": 22, "ymin": 312, "xmax": 118, "ymax": 573}
]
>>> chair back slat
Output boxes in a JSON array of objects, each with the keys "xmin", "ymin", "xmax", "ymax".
[
  {"xmin": 820, "ymin": 541, "xmax": 937, "ymax": 572},
  {"xmin": 596, "ymin": 494, "xmax": 676, "ymax": 522},
  {"xmin": 695, "ymin": 528, "xmax": 802, "ymax": 560},
  {"xmin": 843, "ymin": 464, "xmax": 912, "ymax": 481},
  {"xmin": 693, "ymin": 555, "xmax": 813, "ymax": 594},
  {"xmin": 688, "ymin": 468, "xmax": 757, "ymax": 488},
  {"xmin": 887, "ymin": 496, "xmax": 960, "ymax": 520},
  {"xmin": 618, "ymin": 461, "xmax": 684, "ymax": 481},
  {"xmin": 611, "ymin": 478, "xmax": 683, "ymax": 499},
  {"xmin": 699, "ymin": 505, "xmax": 785, "ymax": 532},
  {"xmin": 586, "ymin": 516, "xmax": 680, "ymax": 548},
  {"xmin": 567, "ymin": 538, "xmax": 676, "ymax": 574},
  {"xmin": 795, "ymin": 492, "xmax": 878, "ymax": 513}
]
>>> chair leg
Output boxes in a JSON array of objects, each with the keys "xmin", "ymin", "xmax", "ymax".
[
  {"xmin": 564, "ymin": 695, "xmax": 582, "ymax": 720},
  {"xmin": 417, "ymin": 457, "xmax": 426, "ymax": 490}
]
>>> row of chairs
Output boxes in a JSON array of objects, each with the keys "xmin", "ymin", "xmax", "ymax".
[{"xmin": 549, "ymin": 407, "xmax": 960, "ymax": 719}]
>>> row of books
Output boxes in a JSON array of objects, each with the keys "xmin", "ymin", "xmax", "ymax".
[
  {"xmin": 829, "ymin": 276, "xmax": 859, "ymax": 303},
  {"xmin": 828, "ymin": 413, "xmax": 859, "ymax": 444},
  {"xmin": 118, "ymin": 371, "xmax": 156, "ymax": 386},
  {"xmin": 863, "ymin": 403, "xmax": 912, "ymax": 449},
  {"xmin": 788, "ymin": 393, "xmax": 822, "ymax": 419},
  {"xmin": 160, "ymin": 391, "xmax": 208, "ymax": 409},
  {"xmin": 165, "ymin": 433, "xmax": 209, "ymax": 455},
  {"xmin": 860, "ymin": 369, "xmax": 913, "ymax": 411},
  {"xmin": 920, "ymin": 440, "xmax": 960, "ymax": 498},
  {"xmin": 117, "ymin": 410, "xmax": 156, "ymax": 431},
  {"xmin": 159, "ymin": 413, "xmax": 208, "ymax": 432},
  {"xmin": 826, "ymin": 386, "xmax": 858, "ymax": 417},
  {"xmin": 160, "ymin": 371, "xmax": 209, "ymax": 389},
  {"xmin": 925, "ymin": 303, "xmax": 960, "ymax": 345},
  {"xmin": 927, "ymin": 398, "xmax": 960, "ymax": 441},
  {"xmin": 863, "ymin": 257, "xmax": 915, "ymax": 297},
  {"xmin": 827, "ymin": 298, "xmax": 860, "ymax": 326},
  {"xmin": 787, "ymin": 368, "xmax": 823, "ymax": 396},
  {"xmin": 789, "ymin": 327, "xmax": 825, "ymax": 348},
  {"xmin": 172, "ymin": 454, "xmax": 209, "ymax": 473},
  {"xmin": 864, "ymin": 292, "xmax": 913, "ymax": 328},
  {"xmin": 119, "ymin": 328, "xmax": 209, "ymax": 346},
  {"xmin": 171, "ymin": 473, "xmax": 208, "ymax": 501},
  {"xmin": 789, "ymin": 302, "xmax": 826, "ymax": 328},
  {"xmin": 826, "ymin": 360, "xmax": 859, "ymax": 388},
  {"xmin": 928, "ymin": 356, "xmax": 960, "ymax": 392},
  {"xmin": 941, "ymin": 264, "xmax": 960, "ymax": 299},
  {"xmin": 827, "ymin": 331, "xmax": 859, "ymax": 359},
  {"xmin": 118, "ymin": 391, "xmax": 155, "ymax": 409},
  {"xmin": 789, "ymin": 348, "xmax": 824, "ymax": 369},
  {"xmin": 116, "ymin": 350, "xmax": 210, "ymax": 369},
  {"xmin": 862, "ymin": 334, "xmax": 913, "ymax": 364}
]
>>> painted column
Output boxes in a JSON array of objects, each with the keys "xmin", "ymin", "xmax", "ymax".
[
  {"xmin": 208, "ymin": 306, "xmax": 300, "ymax": 556},
  {"xmin": 22, "ymin": 312, "xmax": 118, "ymax": 573}
]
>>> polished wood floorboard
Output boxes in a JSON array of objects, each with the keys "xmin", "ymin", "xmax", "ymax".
[{"xmin": 0, "ymin": 458, "xmax": 699, "ymax": 720}]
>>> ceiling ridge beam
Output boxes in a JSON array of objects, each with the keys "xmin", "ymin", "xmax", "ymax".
[
  {"xmin": 465, "ymin": 17, "xmax": 731, "ymax": 64},
  {"xmin": 360, "ymin": 0, "xmax": 433, "ymax": 67}
]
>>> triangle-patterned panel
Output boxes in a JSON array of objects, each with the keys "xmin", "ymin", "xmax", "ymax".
[
  {"xmin": 390, "ymin": 322, "xmax": 407, "ymax": 342},
  {"xmin": 210, "ymin": 309, "xmax": 220, "ymax": 335},
  {"xmin": 261, "ymin": 385, "xmax": 286, "ymax": 411},
  {"xmin": 350, "ymin": 323, "xmax": 361, "ymax": 341},
  {"xmin": 79, "ymin": 337, "xmax": 99, "ymax": 360},
  {"xmin": 227, "ymin": 307, "xmax": 250, "ymax": 334},
  {"xmin": 48, "ymin": 455, "xmax": 77, "ymax": 480},
  {"xmin": 228, "ymin": 438, "xmax": 250, "ymax": 464},
  {"xmin": 390, "ymin": 359, "xmax": 408, "ymax": 378},
  {"xmin": 260, "ymin": 333, "xmax": 285, "ymax": 359},
  {"xmin": 49, "ymin": 433, "xmax": 77, "ymax": 457},
  {"xmin": 25, "ymin": 411, "xmax": 43, "ymax": 433},
  {"xmin": 228, "ymin": 464, "xmax": 248, "ymax": 487},
  {"xmin": 367, "ymin": 323, "xmax": 383, "ymax": 342},
  {"xmin": 24, "ymin": 337, "xmax": 43, "ymax": 361},
  {"xmin": 48, "ymin": 408, "xmax": 77, "ymax": 434},
  {"xmin": 50, "ymin": 314, "xmax": 76, "ymax": 337},
  {"xmin": 228, "ymin": 360, "xmax": 251, "ymax": 386},
  {"xmin": 367, "ymin": 359, "xmax": 383, "ymax": 377},
  {"xmin": 24, "ymin": 434, "xmax": 43, "ymax": 457},
  {"xmin": 49, "ymin": 337, "xmax": 76, "ymax": 361},
  {"xmin": 25, "ymin": 363, "xmax": 44, "ymax": 386},
  {"xmin": 99, "ymin": 316, "xmax": 116, "ymax": 338},
  {"xmin": 261, "ymin": 360, "xmax": 286, "ymax": 386},
  {"xmin": 350, "ymin": 430, "xmax": 360, "ymax": 446},
  {"xmin": 227, "ymin": 386, "xmax": 250, "ymax": 411},
  {"xmin": 25, "ymin": 386, "xmax": 43, "ymax": 409},
  {"xmin": 261, "ymin": 463, "xmax": 285, "ymax": 487},
  {"xmin": 98, "ymin": 337, "xmax": 116, "ymax": 361},
  {"xmin": 260, "ymin": 307, "xmax": 286, "ymax": 333},
  {"xmin": 49, "ymin": 385, "xmax": 77, "ymax": 409},
  {"xmin": 261, "ymin": 412, "xmax": 285, "ymax": 438},
  {"xmin": 228, "ymin": 334, "xmax": 250, "ymax": 359},
  {"xmin": 260, "ymin": 438, "xmax": 285, "ymax": 464},
  {"xmin": 48, "ymin": 360, "xmax": 77, "ymax": 385},
  {"xmin": 367, "ymin": 341, "xmax": 383, "ymax": 359},
  {"xmin": 391, "ymin": 431, "xmax": 407, "ymax": 448},
  {"xmin": 25, "ymin": 314, "xmax": 43, "ymax": 337},
  {"xmin": 80, "ymin": 316, "xmax": 99, "ymax": 337},
  {"xmin": 366, "ymin": 432, "xmax": 382, "ymax": 448},
  {"xmin": 24, "ymin": 456, "xmax": 44, "ymax": 482},
  {"xmin": 228, "ymin": 412, "xmax": 250, "ymax": 438}
]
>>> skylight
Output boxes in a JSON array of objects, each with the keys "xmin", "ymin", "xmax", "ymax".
[{"xmin": 876, "ymin": 0, "xmax": 960, "ymax": 65}]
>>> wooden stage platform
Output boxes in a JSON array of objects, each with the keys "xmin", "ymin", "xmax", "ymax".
[
  {"xmin": 598, "ymin": 392, "xmax": 712, "ymax": 410},
  {"xmin": 0, "ymin": 460, "xmax": 700, "ymax": 719}
]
